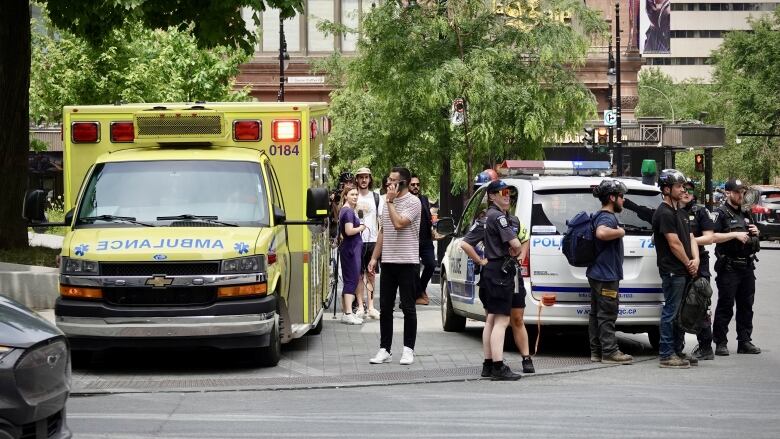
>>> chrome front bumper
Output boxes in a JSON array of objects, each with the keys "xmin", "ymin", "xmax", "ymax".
[{"xmin": 57, "ymin": 313, "xmax": 275, "ymax": 338}]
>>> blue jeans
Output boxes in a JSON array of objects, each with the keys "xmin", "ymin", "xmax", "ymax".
[{"xmin": 660, "ymin": 273, "xmax": 688, "ymax": 358}]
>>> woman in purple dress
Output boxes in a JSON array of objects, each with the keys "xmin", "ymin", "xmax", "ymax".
[{"xmin": 339, "ymin": 184, "xmax": 366, "ymax": 325}]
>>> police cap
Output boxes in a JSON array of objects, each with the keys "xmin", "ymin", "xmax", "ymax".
[
  {"xmin": 724, "ymin": 178, "xmax": 745, "ymax": 192},
  {"xmin": 486, "ymin": 180, "xmax": 509, "ymax": 193}
]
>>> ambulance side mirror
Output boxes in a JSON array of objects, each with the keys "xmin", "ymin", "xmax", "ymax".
[
  {"xmin": 23, "ymin": 190, "xmax": 47, "ymax": 222},
  {"xmin": 435, "ymin": 217, "xmax": 456, "ymax": 237},
  {"xmin": 307, "ymin": 187, "xmax": 330, "ymax": 220}
]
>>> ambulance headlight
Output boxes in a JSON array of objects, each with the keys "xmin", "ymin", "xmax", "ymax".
[
  {"xmin": 61, "ymin": 257, "xmax": 99, "ymax": 275},
  {"xmin": 221, "ymin": 255, "xmax": 264, "ymax": 274}
]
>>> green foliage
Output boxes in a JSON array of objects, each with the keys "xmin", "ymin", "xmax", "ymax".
[
  {"xmin": 29, "ymin": 138, "xmax": 49, "ymax": 153},
  {"xmin": 43, "ymin": 0, "xmax": 304, "ymax": 53},
  {"xmin": 711, "ymin": 7, "xmax": 780, "ymax": 184},
  {"xmin": 30, "ymin": 13, "xmax": 252, "ymax": 124},
  {"xmin": 44, "ymin": 196, "xmax": 68, "ymax": 236},
  {"xmin": 0, "ymin": 246, "xmax": 60, "ymax": 268},
  {"xmin": 315, "ymin": 0, "xmax": 606, "ymax": 194}
]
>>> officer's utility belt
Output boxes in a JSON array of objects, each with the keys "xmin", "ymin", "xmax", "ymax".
[{"xmin": 717, "ymin": 255, "xmax": 752, "ymax": 270}]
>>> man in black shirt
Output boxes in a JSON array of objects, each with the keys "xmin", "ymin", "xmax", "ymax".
[{"xmin": 652, "ymin": 169, "xmax": 699, "ymax": 369}]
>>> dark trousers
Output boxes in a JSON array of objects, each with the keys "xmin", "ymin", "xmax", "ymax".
[
  {"xmin": 660, "ymin": 273, "xmax": 688, "ymax": 359},
  {"xmin": 417, "ymin": 241, "xmax": 436, "ymax": 297},
  {"xmin": 713, "ymin": 268, "xmax": 756, "ymax": 344},
  {"xmin": 379, "ymin": 263, "xmax": 418, "ymax": 352},
  {"xmin": 587, "ymin": 278, "xmax": 620, "ymax": 357}
]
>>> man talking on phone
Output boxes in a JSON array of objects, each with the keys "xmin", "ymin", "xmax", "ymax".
[{"xmin": 368, "ymin": 167, "xmax": 422, "ymax": 366}]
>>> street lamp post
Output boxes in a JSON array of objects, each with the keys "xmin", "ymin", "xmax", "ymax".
[
  {"xmin": 615, "ymin": 1, "xmax": 623, "ymax": 176},
  {"xmin": 607, "ymin": 43, "xmax": 616, "ymax": 165},
  {"xmin": 638, "ymin": 84, "xmax": 675, "ymax": 123},
  {"xmin": 277, "ymin": 16, "xmax": 290, "ymax": 102}
]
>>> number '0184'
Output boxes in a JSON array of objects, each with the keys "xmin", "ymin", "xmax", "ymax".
[{"xmin": 268, "ymin": 145, "xmax": 300, "ymax": 156}]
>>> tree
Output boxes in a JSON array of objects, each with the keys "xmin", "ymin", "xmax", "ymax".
[
  {"xmin": 30, "ymin": 16, "xmax": 251, "ymax": 125},
  {"xmin": 317, "ymin": 0, "xmax": 606, "ymax": 196},
  {"xmin": 0, "ymin": 0, "xmax": 303, "ymax": 250},
  {"xmin": 711, "ymin": 7, "xmax": 780, "ymax": 184}
]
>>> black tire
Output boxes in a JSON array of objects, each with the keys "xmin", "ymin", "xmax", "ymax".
[
  {"xmin": 647, "ymin": 327, "xmax": 661, "ymax": 352},
  {"xmin": 441, "ymin": 272, "xmax": 466, "ymax": 332},
  {"xmin": 252, "ymin": 316, "xmax": 281, "ymax": 367},
  {"xmin": 308, "ymin": 314, "xmax": 324, "ymax": 335}
]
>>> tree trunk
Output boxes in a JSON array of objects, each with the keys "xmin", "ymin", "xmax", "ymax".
[{"xmin": 0, "ymin": 1, "xmax": 31, "ymax": 249}]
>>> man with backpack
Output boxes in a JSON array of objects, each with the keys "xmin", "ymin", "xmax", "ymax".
[
  {"xmin": 354, "ymin": 167, "xmax": 381, "ymax": 320},
  {"xmin": 652, "ymin": 169, "xmax": 700, "ymax": 369},
  {"xmin": 587, "ymin": 180, "xmax": 634, "ymax": 365}
]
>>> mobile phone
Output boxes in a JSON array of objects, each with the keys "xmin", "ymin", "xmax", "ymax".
[{"xmin": 396, "ymin": 180, "xmax": 407, "ymax": 192}]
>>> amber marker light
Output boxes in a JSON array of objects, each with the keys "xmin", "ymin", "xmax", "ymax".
[{"xmin": 217, "ymin": 283, "xmax": 268, "ymax": 298}]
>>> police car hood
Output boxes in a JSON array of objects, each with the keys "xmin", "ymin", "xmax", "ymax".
[{"xmin": 63, "ymin": 227, "xmax": 272, "ymax": 261}]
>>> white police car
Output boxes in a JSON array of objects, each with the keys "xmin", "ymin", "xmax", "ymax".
[{"xmin": 438, "ymin": 160, "xmax": 663, "ymax": 348}]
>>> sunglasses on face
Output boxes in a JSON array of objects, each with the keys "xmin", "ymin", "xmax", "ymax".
[{"xmin": 494, "ymin": 188, "xmax": 511, "ymax": 197}]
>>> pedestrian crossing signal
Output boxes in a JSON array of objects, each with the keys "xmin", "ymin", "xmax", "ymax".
[{"xmin": 694, "ymin": 153, "xmax": 704, "ymax": 172}]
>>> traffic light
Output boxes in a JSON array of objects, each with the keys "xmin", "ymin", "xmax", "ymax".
[
  {"xmin": 597, "ymin": 127, "xmax": 608, "ymax": 145},
  {"xmin": 583, "ymin": 127, "xmax": 595, "ymax": 151},
  {"xmin": 694, "ymin": 153, "xmax": 704, "ymax": 172}
]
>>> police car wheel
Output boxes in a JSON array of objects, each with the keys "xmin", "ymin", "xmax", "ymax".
[
  {"xmin": 647, "ymin": 327, "xmax": 661, "ymax": 352},
  {"xmin": 441, "ymin": 272, "xmax": 466, "ymax": 332}
]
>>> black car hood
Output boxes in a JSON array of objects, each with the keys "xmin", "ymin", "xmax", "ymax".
[{"xmin": 0, "ymin": 295, "xmax": 63, "ymax": 348}]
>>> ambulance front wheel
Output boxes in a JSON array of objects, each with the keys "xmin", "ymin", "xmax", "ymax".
[{"xmin": 252, "ymin": 315, "xmax": 281, "ymax": 367}]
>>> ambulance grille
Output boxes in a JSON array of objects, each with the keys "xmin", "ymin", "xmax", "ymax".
[
  {"xmin": 135, "ymin": 115, "xmax": 223, "ymax": 136},
  {"xmin": 101, "ymin": 262, "xmax": 220, "ymax": 276},
  {"xmin": 103, "ymin": 287, "xmax": 217, "ymax": 306}
]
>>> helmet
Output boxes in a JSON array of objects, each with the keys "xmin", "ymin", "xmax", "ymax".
[
  {"xmin": 658, "ymin": 169, "xmax": 687, "ymax": 188},
  {"xmin": 338, "ymin": 172, "xmax": 355, "ymax": 184},
  {"xmin": 593, "ymin": 179, "xmax": 627, "ymax": 198},
  {"xmin": 474, "ymin": 169, "xmax": 499, "ymax": 185}
]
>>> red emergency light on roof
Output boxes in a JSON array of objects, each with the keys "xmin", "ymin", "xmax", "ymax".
[
  {"xmin": 110, "ymin": 121, "xmax": 134, "ymax": 142},
  {"xmin": 233, "ymin": 120, "xmax": 261, "ymax": 141},
  {"xmin": 72, "ymin": 122, "xmax": 100, "ymax": 143},
  {"xmin": 272, "ymin": 120, "xmax": 301, "ymax": 142}
]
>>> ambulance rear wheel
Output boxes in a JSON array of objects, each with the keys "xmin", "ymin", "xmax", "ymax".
[
  {"xmin": 441, "ymin": 272, "xmax": 466, "ymax": 332},
  {"xmin": 308, "ymin": 315, "xmax": 324, "ymax": 335},
  {"xmin": 253, "ymin": 316, "xmax": 281, "ymax": 367}
]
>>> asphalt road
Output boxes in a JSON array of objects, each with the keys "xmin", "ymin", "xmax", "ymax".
[{"xmin": 66, "ymin": 243, "xmax": 780, "ymax": 438}]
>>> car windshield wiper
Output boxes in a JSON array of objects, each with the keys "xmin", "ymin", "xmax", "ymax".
[
  {"xmin": 79, "ymin": 215, "xmax": 155, "ymax": 227},
  {"xmin": 156, "ymin": 214, "xmax": 239, "ymax": 227}
]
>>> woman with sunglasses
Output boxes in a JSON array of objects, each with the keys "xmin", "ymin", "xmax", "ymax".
[{"xmin": 478, "ymin": 180, "xmax": 524, "ymax": 380}]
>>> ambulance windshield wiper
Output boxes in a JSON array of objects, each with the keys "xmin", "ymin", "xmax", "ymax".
[
  {"xmin": 80, "ymin": 215, "xmax": 155, "ymax": 227},
  {"xmin": 157, "ymin": 214, "xmax": 239, "ymax": 227}
]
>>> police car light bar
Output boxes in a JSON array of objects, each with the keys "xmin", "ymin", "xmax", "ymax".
[{"xmin": 498, "ymin": 160, "xmax": 611, "ymax": 177}]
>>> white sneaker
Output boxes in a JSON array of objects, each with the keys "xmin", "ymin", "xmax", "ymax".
[
  {"xmin": 369, "ymin": 348, "xmax": 392, "ymax": 364},
  {"xmin": 341, "ymin": 314, "xmax": 362, "ymax": 325},
  {"xmin": 367, "ymin": 308, "xmax": 380, "ymax": 319},
  {"xmin": 400, "ymin": 346, "xmax": 415, "ymax": 365},
  {"xmin": 355, "ymin": 309, "xmax": 365, "ymax": 320}
]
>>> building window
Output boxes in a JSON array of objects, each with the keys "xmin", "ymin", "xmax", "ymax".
[
  {"xmin": 308, "ymin": 0, "xmax": 335, "ymax": 52},
  {"xmin": 261, "ymin": 8, "xmax": 302, "ymax": 53}
]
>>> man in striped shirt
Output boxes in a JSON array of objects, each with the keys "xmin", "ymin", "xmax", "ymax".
[{"xmin": 368, "ymin": 167, "xmax": 422, "ymax": 366}]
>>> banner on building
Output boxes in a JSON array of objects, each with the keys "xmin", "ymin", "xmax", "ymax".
[{"xmin": 640, "ymin": 0, "xmax": 671, "ymax": 54}]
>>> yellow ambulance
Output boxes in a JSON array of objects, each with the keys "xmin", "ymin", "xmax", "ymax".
[{"xmin": 24, "ymin": 102, "xmax": 333, "ymax": 366}]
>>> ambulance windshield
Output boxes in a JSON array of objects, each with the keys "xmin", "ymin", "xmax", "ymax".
[{"xmin": 76, "ymin": 160, "xmax": 269, "ymax": 227}]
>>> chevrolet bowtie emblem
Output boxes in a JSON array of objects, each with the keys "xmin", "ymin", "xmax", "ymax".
[{"xmin": 146, "ymin": 275, "xmax": 173, "ymax": 288}]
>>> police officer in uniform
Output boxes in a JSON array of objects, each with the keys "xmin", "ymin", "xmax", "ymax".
[
  {"xmin": 478, "ymin": 180, "xmax": 523, "ymax": 380},
  {"xmin": 711, "ymin": 178, "xmax": 761, "ymax": 355},
  {"xmin": 681, "ymin": 180, "xmax": 717, "ymax": 361},
  {"xmin": 460, "ymin": 191, "xmax": 535, "ymax": 377}
]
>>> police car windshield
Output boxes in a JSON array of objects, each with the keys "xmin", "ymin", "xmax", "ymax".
[
  {"xmin": 531, "ymin": 189, "xmax": 660, "ymax": 235},
  {"xmin": 76, "ymin": 160, "xmax": 269, "ymax": 227}
]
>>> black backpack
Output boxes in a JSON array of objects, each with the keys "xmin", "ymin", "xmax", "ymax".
[
  {"xmin": 561, "ymin": 211, "xmax": 605, "ymax": 267},
  {"xmin": 677, "ymin": 277, "xmax": 713, "ymax": 334}
]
